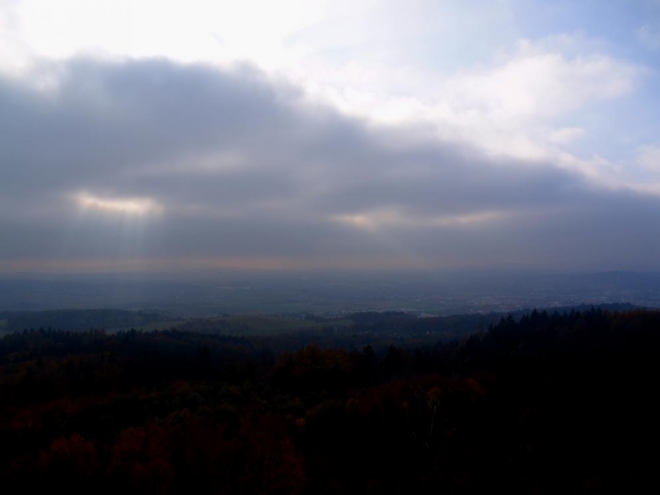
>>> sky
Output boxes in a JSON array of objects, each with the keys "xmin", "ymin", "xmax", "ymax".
[{"xmin": 1, "ymin": 0, "xmax": 660, "ymax": 275}]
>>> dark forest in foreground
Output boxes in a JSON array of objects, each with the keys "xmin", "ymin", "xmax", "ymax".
[{"xmin": 1, "ymin": 308, "xmax": 659, "ymax": 494}]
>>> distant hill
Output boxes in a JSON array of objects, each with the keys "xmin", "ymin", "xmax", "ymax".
[
  {"xmin": 0, "ymin": 303, "xmax": 644, "ymax": 339},
  {"xmin": 0, "ymin": 309, "xmax": 175, "ymax": 333}
]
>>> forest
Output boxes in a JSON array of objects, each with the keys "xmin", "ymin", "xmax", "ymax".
[{"xmin": 1, "ymin": 307, "xmax": 658, "ymax": 494}]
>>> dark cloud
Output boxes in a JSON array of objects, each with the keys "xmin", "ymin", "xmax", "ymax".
[{"xmin": 1, "ymin": 56, "xmax": 660, "ymax": 272}]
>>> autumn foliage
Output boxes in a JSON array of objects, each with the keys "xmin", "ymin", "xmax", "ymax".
[{"xmin": 1, "ymin": 309, "xmax": 659, "ymax": 493}]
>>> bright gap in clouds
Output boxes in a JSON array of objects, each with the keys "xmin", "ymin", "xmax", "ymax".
[
  {"xmin": 332, "ymin": 209, "xmax": 514, "ymax": 231},
  {"xmin": 74, "ymin": 192, "xmax": 163, "ymax": 216}
]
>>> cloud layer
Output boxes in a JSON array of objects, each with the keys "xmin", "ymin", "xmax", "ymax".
[{"xmin": 2, "ymin": 56, "xmax": 660, "ymax": 273}]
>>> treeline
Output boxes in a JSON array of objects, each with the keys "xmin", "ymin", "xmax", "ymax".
[
  {"xmin": 0, "ymin": 309, "xmax": 170, "ymax": 333},
  {"xmin": 1, "ymin": 308, "xmax": 659, "ymax": 493}
]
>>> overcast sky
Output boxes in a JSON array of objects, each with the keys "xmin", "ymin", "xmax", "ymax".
[{"xmin": 1, "ymin": 0, "xmax": 660, "ymax": 274}]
